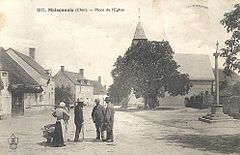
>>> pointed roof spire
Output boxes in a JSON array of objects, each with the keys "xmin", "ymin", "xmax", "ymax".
[
  {"xmin": 138, "ymin": 8, "xmax": 141, "ymax": 22},
  {"xmin": 133, "ymin": 8, "xmax": 147, "ymax": 41}
]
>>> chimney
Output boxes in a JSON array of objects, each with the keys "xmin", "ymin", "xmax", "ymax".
[
  {"xmin": 98, "ymin": 76, "xmax": 102, "ymax": 84},
  {"xmin": 104, "ymin": 85, "xmax": 106, "ymax": 90},
  {"xmin": 79, "ymin": 69, "xmax": 84, "ymax": 77},
  {"xmin": 29, "ymin": 48, "xmax": 35, "ymax": 59},
  {"xmin": 44, "ymin": 69, "xmax": 51, "ymax": 76},
  {"xmin": 61, "ymin": 66, "xmax": 64, "ymax": 71}
]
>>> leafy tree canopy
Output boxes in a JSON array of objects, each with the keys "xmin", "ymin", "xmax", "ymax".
[
  {"xmin": 107, "ymin": 55, "xmax": 132, "ymax": 105},
  {"xmin": 108, "ymin": 40, "xmax": 192, "ymax": 109},
  {"xmin": 55, "ymin": 85, "xmax": 73, "ymax": 106},
  {"xmin": 220, "ymin": 3, "xmax": 240, "ymax": 75}
]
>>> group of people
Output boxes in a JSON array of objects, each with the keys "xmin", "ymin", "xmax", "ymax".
[
  {"xmin": 185, "ymin": 91, "xmax": 212, "ymax": 109},
  {"xmin": 51, "ymin": 97, "xmax": 115, "ymax": 147}
]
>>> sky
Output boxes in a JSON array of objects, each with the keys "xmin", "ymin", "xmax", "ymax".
[{"xmin": 0, "ymin": 0, "xmax": 239, "ymax": 87}]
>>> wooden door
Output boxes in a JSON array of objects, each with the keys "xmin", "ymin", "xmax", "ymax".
[{"xmin": 12, "ymin": 93, "xmax": 24, "ymax": 116}]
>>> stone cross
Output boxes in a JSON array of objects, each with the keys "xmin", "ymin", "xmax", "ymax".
[{"xmin": 213, "ymin": 41, "xmax": 220, "ymax": 105}]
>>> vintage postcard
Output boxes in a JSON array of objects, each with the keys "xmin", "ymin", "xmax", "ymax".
[{"xmin": 0, "ymin": 0, "xmax": 240, "ymax": 154}]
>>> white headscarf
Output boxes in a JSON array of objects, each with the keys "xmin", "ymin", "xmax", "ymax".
[{"xmin": 59, "ymin": 102, "xmax": 66, "ymax": 108}]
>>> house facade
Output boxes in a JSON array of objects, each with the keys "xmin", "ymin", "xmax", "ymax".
[
  {"xmin": 0, "ymin": 69, "xmax": 11, "ymax": 116},
  {"xmin": 54, "ymin": 67, "xmax": 106, "ymax": 106},
  {"xmin": 0, "ymin": 47, "xmax": 55, "ymax": 116},
  {"xmin": 90, "ymin": 76, "xmax": 107, "ymax": 105}
]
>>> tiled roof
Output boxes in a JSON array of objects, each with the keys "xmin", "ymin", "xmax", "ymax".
[
  {"xmin": 9, "ymin": 48, "xmax": 50, "ymax": 79},
  {"xmin": 213, "ymin": 68, "xmax": 240, "ymax": 83},
  {"xmin": 174, "ymin": 53, "xmax": 215, "ymax": 81},
  {"xmin": 62, "ymin": 71, "xmax": 85, "ymax": 85},
  {"xmin": 0, "ymin": 48, "xmax": 39, "ymax": 85},
  {"xmin": 57, "ymin": 70, "xmax": 106, "ymax": 94},
  {"xmin": 89, "ymin": 80, "xmax": 107, "ymax": 95},
  {"xmin": 133, "ymin": 22, "xmax": 147, "ymax": 40}
]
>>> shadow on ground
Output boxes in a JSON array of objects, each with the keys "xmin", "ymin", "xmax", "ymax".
[
  {"xmin": 37, "ymin": 141, "xmax": 49, "ymax": 147},
  {"xmin": 161, "ymin": 134, "xmax": 240, "ymax": 154},
  {"xmin": 37, "ymin": 138, "xmax": 104, "ymax": 147},
  {"xmin": 115, "ymin": 107, "xmax": 178, "ymax": 112}
]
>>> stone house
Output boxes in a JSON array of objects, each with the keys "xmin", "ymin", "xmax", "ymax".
[
  {"xmin": 0, "ymin": 47, "xmax": 55, "ymax": 116},
  {"xmin": 89, "ymin": 77, "xmax": 107, "ymax": 105},
  {"xmin": 54, "ymin": 67, "xmax": 106, "ymax": 106}
]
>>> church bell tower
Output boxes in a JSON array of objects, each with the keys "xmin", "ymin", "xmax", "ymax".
[{"xmin": 132, "ymin": 9, "xmax": 147, "ymax": 45}]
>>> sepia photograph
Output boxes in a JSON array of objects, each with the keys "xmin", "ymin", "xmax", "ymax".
[{"xmin": 0, "ymin": 0, "xmax": 240, "ymax": 154}]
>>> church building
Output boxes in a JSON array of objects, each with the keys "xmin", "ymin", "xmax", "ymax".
[{"xmin": 129, "ymin": 17, "xmax": 215, "ymax": 107}]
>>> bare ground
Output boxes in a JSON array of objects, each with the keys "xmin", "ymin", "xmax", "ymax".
[{"xmin": 0, "ymin": 107, "xmax": 240, "ymax": 155}]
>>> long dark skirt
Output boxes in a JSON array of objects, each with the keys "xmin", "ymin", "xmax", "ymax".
[{"xmin": 52, "ymin": 121, "xmax": 64, "ymax": 147}]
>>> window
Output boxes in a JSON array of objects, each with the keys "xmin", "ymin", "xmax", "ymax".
[
  {"xmin": 1, "ymin": 72, "xmax": 7, "ymax": 77},
  {"xmin": 40, "ymin": 95, "xmax": 44, "ymax": 102}
]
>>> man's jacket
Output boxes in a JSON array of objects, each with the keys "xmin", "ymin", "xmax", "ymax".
[
  {"xmin": 92, "ymin": 104, "xmax": 105, "ymax": 124},
  {"xmin": 74, "ymin": 102, "xmax": 84, "ymax": 125}
]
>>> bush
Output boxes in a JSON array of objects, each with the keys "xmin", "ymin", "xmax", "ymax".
[{"xmin": 185, "ymin": 92, "xmax": 213, "ymax": 109}]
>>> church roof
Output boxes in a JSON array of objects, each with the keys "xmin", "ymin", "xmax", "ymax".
[
  {"xmin": 174, "ymin": 53, "xmax": 215, "ymax": 81},
  {"xmin": 213, "ymin": 68, "xmax": 240, "ymax": 83},
  {"xmin": 133, "ymin": 22, "xmax": 147, "ymax": 40}
]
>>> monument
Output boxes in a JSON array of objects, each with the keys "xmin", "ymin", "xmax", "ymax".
[{"xmin": 199, "ymin": 41, "xmax": 234, "ymax": 123}]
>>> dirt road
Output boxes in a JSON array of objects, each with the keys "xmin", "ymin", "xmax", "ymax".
[{"xmin": 0, "ymin": 107, "xmax": 239, "ymax": 155}]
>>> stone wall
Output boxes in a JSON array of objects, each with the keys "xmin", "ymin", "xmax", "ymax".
[
  {"xmin": 188, "ymin": 81, "xmax": 213, "ymax": 96},
  {"xmin": 0, "ymin": 71, "xmax": 11, "ymax": 115},
  {"xmin": 76, "ymin": 85, "xmax": 94, "ymax": 104},
  {"xmin": 223, "ymin": 96, "xmax": 240, "ymax": 118}
]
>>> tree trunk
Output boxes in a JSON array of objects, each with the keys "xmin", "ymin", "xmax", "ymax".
[
  {"xmin": 121, "ymin": 97, "xmax": 129, "ymax": 108},
  {"xmin": 144, "ymin": 95, "xmax": 158, "ymax": 109}
]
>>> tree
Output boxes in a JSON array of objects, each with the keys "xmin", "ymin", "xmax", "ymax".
[
  {"xmin": 107, "ymin": 56, "xmax": 131, "ymax": 107},
  {"xmin": 109, "ymin": 40, "xmax": 192, "ymax": 109},
  {"xmin": 220, "ymin": 3, "xmax": 240, "ymax": 75},
  {"xmin": 107, "ymin": 80, "xmax": 131, "ymax": 107},
  {"xmin": 55, "ymin": 85, "xmax": 73, "ymax": 107}
]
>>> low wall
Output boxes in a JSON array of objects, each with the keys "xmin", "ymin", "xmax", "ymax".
[
  {"xmin": 24, "ymin": 105, "xmax": 54, "ymax": 116},
  {"xmin": 222, "ymin": 96, "xmax": 240, "ymax": 118}
]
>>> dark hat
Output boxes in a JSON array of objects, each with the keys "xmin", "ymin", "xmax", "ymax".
[
  {"xmin": 95, "ymin": 98, "xmax": 100, "ymax": 103},
  {"xmin": 77, "ymin": 98, "xmax": 84, "ymax": 103},
  {"xmin": 104, "ymin": 97, "xmax": 110, "ymax": 102}
]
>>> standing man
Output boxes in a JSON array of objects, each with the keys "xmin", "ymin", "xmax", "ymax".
[
  {"xmin": 74, "ymin": 98, "xmax": 85, "ymax": 142},
  {"xmin": 104, "ymin": 97, "xmax": 115, "ymax": 142},
  {"xmin": 91, "ymin": 98, "xmax": 105, "ymax": 140}
]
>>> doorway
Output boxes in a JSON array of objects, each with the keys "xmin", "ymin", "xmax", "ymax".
[{"xmin": 12, "ymin": 92, "xmax": 24, "ymax": 116}]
